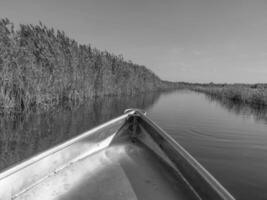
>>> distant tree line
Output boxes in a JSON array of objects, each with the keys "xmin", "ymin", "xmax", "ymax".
[{"xmin": 0, "ymin": 18, "xmax": 176, "ymax": 112}]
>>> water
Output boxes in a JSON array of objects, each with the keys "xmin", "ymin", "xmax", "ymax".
[
  {"xmin": 1, "ymin": 90, "xmax": 267, "ymax": 199},
  {"xmin": 147, "ymin": 90, "xmax": 267, "ymax": 200}
]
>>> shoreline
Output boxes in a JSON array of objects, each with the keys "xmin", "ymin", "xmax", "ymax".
[{"xmin": 178, "ymin": 83, "xmax": 267, "ymax": 108}]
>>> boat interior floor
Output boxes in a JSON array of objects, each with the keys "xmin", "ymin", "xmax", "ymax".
[{"xmin": 16, "ymin": 134, "xmax": 198, "ymax": 200}]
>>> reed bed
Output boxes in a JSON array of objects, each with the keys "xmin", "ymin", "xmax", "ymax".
[
  {"xmin": 0, "ymin": 18, "xmax": 176, "ymax": 113},
  {"xmin": 192, "ymin": 84, "xmax": 267, "ymax": 107}
]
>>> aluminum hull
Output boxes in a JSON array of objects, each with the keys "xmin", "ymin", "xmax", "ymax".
[{"xmin": 0, "ymin": 109, "xmax": 235, "ymax": 200}]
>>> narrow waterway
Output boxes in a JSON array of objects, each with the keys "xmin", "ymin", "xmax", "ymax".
[
  {"xmin": 147, "ymin": 90, "xmax": 267, "ymax": 200},
  {"xmin": 1, "ymin": 90, "xmax": 267, "ymax": 199}
]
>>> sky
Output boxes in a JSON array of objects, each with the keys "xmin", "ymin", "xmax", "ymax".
[{"xmin": 1, "ymin": 0, "xmax": 267, "ymax": 83}]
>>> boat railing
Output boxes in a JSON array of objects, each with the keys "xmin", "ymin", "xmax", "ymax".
[{"xmin": 132, "ymin": 109, "xmax": 235, "ymax": 200}]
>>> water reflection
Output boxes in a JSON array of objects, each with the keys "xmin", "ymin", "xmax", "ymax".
[
  {"xmin": 147, "ymin": 90, "xmax": 267, "ymax": 200},
  {"xmin": 2, "ymin": 89, "xmax": 267, "ymax": 200},
  {"xmin": 0, "ymin": 92, "xmax": 162, "ymax": 172},
  {"xmin": 204, "ymin": 94, "xmax": 267, "ymax": 123}
]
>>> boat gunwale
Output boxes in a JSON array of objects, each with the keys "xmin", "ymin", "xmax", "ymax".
[
  {"xmin": 136, "ymin": 110, "xmax": 235, "ymax": 200},
  {"xmin": 0, "ymin": 109, "xmax": 236, "ymax": 200},
  {"xmin": 0, "ymin": 111, "xmax": 134, "ymax": 180}
]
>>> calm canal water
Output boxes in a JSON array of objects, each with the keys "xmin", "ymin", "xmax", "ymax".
[{"xmin": 1, "ymin": 90, "xmax": 267, "ymax": 199}]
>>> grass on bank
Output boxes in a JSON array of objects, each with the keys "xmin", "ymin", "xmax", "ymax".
[
  {"xmin": 0, "ymin": 18, "xmax": 177, "ymax": 113},
  {"xmin": 181, "ymin": 83, "xmax": 267, "ymax": 107}
]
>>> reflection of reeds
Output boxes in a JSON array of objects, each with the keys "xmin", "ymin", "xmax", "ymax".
[
  {"xmin": 0, "ymin": 91, "xmax": 162, "ymax": 171},
  {"xmin": 205, "ymin": 93, "xmax": 267, "ymax": 123}
]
